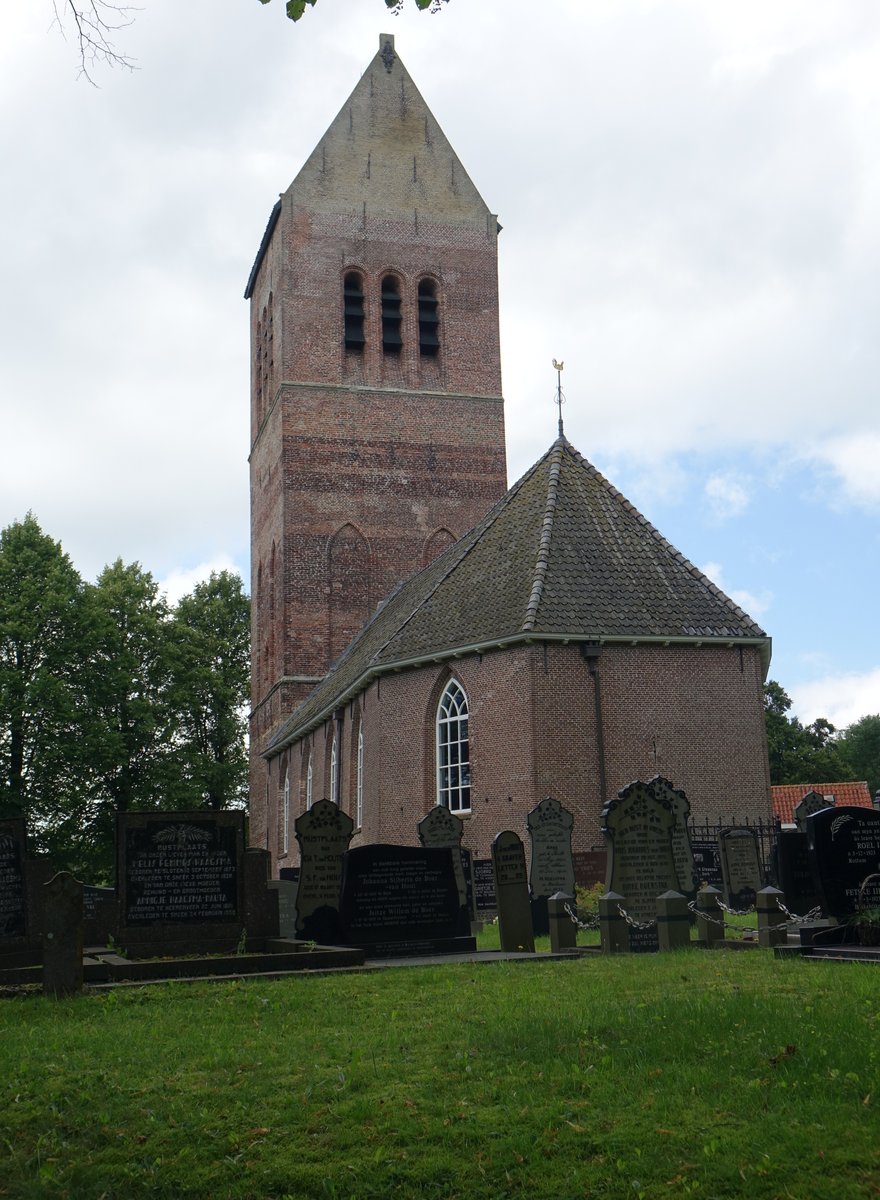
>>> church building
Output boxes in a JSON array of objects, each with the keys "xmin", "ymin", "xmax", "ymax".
[{"xmin": 245, "ymin": 35, "xmax": 773, "ymax": 871}]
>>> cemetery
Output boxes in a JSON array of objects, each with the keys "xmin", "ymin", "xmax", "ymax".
[
  {"xmin": 3, "ymin": 782, "xmax": 879, "ymax": 998},
  {"xmin": 3, "ymin": 786, "xmax": 880, "ymax": 1198}
]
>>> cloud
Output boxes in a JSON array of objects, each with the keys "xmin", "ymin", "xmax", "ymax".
[
  {"xmin": 804, "ymin": 433, "xmax": 880, "ymax": 511},
  {"xmin": 699, "ymin": 560, "xmax": 772, "ymax": 619},
  {"xmin": 790, "ymin": 667, "xmax": 880, "ymax": 730},
  {"xmin": 158, "ymin": 557, "xmax": 245, "ymax": 607},
  {"xmin": 704, "ymin": 474, "xmax": 751, "ymax": 520}
]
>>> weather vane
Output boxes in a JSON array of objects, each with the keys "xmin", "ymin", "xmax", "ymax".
[{"xmin": 552, "ymin": 358, "xmax": 565, "ymax": 436}]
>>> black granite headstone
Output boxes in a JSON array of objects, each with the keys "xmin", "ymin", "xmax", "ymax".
[
  {"xmin": 691, "ymin": 841, "xmax": 723, "ymax": 889},
  {"xmin": 339, "ymin": 843, "xmax": 471, "ymax": 956},
  {"xmin": 0, "ymin": 819, "xmax": 28, "ymax": 942},
  {"xmin": 807, "ymin": 806, "xmax": 880, "ymax": 919},
  {"xmin": 774, "ymin": 831, "xmax": 821, "ymax": 916},
  {"xmin": 120, "ymin": 812, "xmax": 243, "ymax": 925},
  {"xmin": 473, "ymin": 858, "xmax": 497, "ymax": 915}
]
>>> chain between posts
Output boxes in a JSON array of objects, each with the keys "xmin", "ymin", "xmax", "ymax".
[
  {"xmin": 686, "ymin": 900, "xmax": 754, "ymax": 937},
  {"xmin": 563, "ymin": 902, "xmax": 601, "ymax": 931},
  {"xmin": 616, "ymin": 904, "xmax": 657, "ymax": 931},
  {"xmin": 716, "ymin": 898, "xmax": 756, "ymax": 918},
  {"xmin": 773, "ymin": 898, "xmax": 823, "ymax": 927}
]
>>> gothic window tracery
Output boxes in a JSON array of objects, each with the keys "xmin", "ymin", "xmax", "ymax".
[{"xmin": 436, "ymin": 678, "xmax": 471, "ymax": 813}]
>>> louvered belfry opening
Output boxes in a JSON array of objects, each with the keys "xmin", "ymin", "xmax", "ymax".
[
  {"xmin": 343, "ymin": 271, "xmax": 365, "ymax": 351},
  {"xmin": 418, "ymin": 278, "xmax": 440, "ymax": 357},
  {"xmin": 381, "ymin": 275, "xmax": 402, "ymax": 353}
]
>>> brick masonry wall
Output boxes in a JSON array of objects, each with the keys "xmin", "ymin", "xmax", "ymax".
[{"xmin": 261, "ymin": 639, "xmax": 771, "ymax": 873}]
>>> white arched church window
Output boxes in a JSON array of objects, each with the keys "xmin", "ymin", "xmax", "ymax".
[
  {"xmin": 330, "ymin": 736, "xmax": 338, "ymax": 805},
  {"xmin": 356, "ymin": 723, "xmax": 364, "ymax": 829},
  {"xmin": 306, "ymin": 754, "xmax": 313, "ymax": 810},
  {"xmin": 436, "ymin": 679, "xmax": 471, "ymax": 813},
  {"xmin": 282, "ymin": 771, "xmax": 290, "ymax": 855}
]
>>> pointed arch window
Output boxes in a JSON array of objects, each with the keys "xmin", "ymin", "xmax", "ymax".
[
  {"xmin": 306, "ymin": 754, "xmax": 313, "ymax": 810},
  {"xmin": 282, "ymin": 771, "xmax": 290, "ymax": 856},
  {"xmin": 381, "ymin": 275, "xmax": 402, "ymax": 354},
  {"xmin": 356, "ymin": 723, "xmax": 364, "ymax": 829},
  {"xmin": 436, "ymin": 679, "xmax": 471, "ymax": 813},
  {"xmin": 418, "ymin": 279, "xmax": 440, "ymax": 357},
  {"xmin": 343, "ymin": 272, "xmax": 365, "ymax": 351},
  {"xmin": 330, "ymin": 736, "xmax": 338, "ymax": 805}
]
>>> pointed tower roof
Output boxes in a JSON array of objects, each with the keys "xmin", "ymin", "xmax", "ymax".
[
  {"xmin": 246, "ymin": 34, "xmax": 494, "ymax": 297},
  {"xmin": 266, "ymin": 437, "xmax": 770, "ymax": 752}
]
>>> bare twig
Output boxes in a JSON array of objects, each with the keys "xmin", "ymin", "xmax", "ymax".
[{"xmin": 53, "ymin": 0, "xmax": 139, "ymax": 84}]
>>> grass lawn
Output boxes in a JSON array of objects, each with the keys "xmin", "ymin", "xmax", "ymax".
[{"xmin": 1, "ymin": 950, "xmax": 878, "ymax": 1199}]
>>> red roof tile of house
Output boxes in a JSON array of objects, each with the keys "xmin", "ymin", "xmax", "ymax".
[{"xmin": 771, "ymin": 781, "xmax": 874, "ymax": 825}]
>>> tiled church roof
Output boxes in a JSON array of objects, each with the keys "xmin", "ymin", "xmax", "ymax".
[{"xmin": 266, "ymin": 436, "xmax": 770, "ymax": 753}]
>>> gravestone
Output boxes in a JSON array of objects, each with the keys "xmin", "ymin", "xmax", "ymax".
[
  {"xmin": 691, "ymin": 841, "xmax": 723, "ymax": 889},
  {"xmin": 774, "ymin": 832, "xmax": 821, "ymax": 916},
  {"xmin": 43, "ymin": 872, "xmax": 83, "ymax": 997},
  {"xmin": 794, "ymin": 790, "xmax": 833, "ymax": 834},
  {"xmin": 119, "ymin": 811, "xmax": 243, "ymax": 927},
  {"xmin": 472, "ymin": 858, "xmax": 497, "ymax": 917},
  {"xmin": 649, "ymin": 776, "xmax": 698, "ymax": 900},
  {"xmin": 0, "ymin": 819, "xmax": 28, "ymax": 943},
  {"xmin": 268, "ymin": 879, "xmax": 299, "ymax": 938},
  {"xmin": 294, "ymin": 800, "xmax": 354, "ymax": 942},
  {"xmin": 807, "ymin": 806, "xmax": 880, "ymax": 920},
  {"xmin": 417, "ymin": 806, "xmax": 469, "ymax": 920},
  {"xmin": 82, "ymin": 884, "xmax": 117, "ymax": 948},
  {"xmin": 339, "ymin": 844, "xmax": 473, "ymax": 956},
  {"xmin": 718, "ymin": 828, "xmax": 763, "ymax": 909},
  {"xmin": 572, "ymin": 849, "xmax": 607, "ymax": 889},
  {"xmin": 491, "ymin": 831, "xmax": 535, "ymax": 952},
  {"xmin": 602, "ymin": 780, "xmax": 677, "ymax": 943},
  {"xmin": 527, "ymin": 797, "xmax": 575, "ymax": 936}
]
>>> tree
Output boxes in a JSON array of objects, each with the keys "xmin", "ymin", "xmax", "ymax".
[
  {"xmin": 56, "ymin": 0, "xmax": 137, "ymax": 82},
  {"xmin": 56, "ymin": 0, "xmax": 451, "ymax": 81},
  {"xmin": 262, "ymin": 0, "xmax": 450, "ymax": 23},
  {"xmin": 0, "ymin": 515, "xmax": 97, "ymax": 852},
  {"xmin": 764, "ymin": 680, "xmax": 855, "ymax": 786},
  {"xmin": 60, "ymin": 560, "xmax": 174, "ymax": 876},
  {"xmin": 838, "ymin": 714, "xmax": 880, "ymax": 799},
  {"xmin": 165, "ymin": 571, "xmax": 250, "ymax": 811}
]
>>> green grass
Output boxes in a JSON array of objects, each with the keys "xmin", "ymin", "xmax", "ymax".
[{"xmin": 1, "ymin": 952, "xmax": 879, "ymax": 1199}]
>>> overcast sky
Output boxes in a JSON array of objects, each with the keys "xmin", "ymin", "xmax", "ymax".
[{"xmin": 3, "ymin": 0, "xmax": 879, "ymax": 733}]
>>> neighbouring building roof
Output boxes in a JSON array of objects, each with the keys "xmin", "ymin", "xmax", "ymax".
[
  {"xmin": 265, "ymin": 435, "xmax": 771, "ymax": 755},
  {"xmin": 771, "ymin": 781, "xmax": 875, "ymax": 825}
]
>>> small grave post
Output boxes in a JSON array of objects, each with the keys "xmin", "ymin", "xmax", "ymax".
[
  {"xmin": 599, "ymin": 890, "xmax": 628, "ymax": 954},
  {"xmin": 695, "ymin": 885, "xmax": 724, "ymax": 947},
  {"xmin": 547, "ymin": 891, "xmax": 577, "ymax": 952},
  {"xmin": 756, "ymin": 886, "xmax": 787, "ymax": 948},
  {"xmin": 656, "ymin": 889, "xmax": 690, "ymax": 951},
  {"xmin": 42, "ymin": 872, "xmax": 83, "ymax": 997}
]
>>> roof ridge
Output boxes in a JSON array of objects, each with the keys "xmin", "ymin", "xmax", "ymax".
[
  {"xmin": 563, "ymin": 442, "xmax": 764, "ymax": 634},
  {"xmin": 522, "ymin": 440, "xmax": 565, "ymax": 631}
]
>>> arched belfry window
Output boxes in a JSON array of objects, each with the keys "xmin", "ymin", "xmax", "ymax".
[
  {"xmin": 381, "ymin": 275, "xmax": 402, "ymax": 354},
  {"xmin": 436, "ymin": 679, "xmax": 471, "ymax": 813},
  {"xmin": 418, "ymin": 279, "xmax": 440, "ymax": 357},
  {"xmin": 343, "ymin": 272, "xmax": 365, "ymax": 351}
]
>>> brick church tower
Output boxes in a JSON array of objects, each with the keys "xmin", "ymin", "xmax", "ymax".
[{"xmin": 245, "ymin": 35, "xmax": 508, "ymax": 816}]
